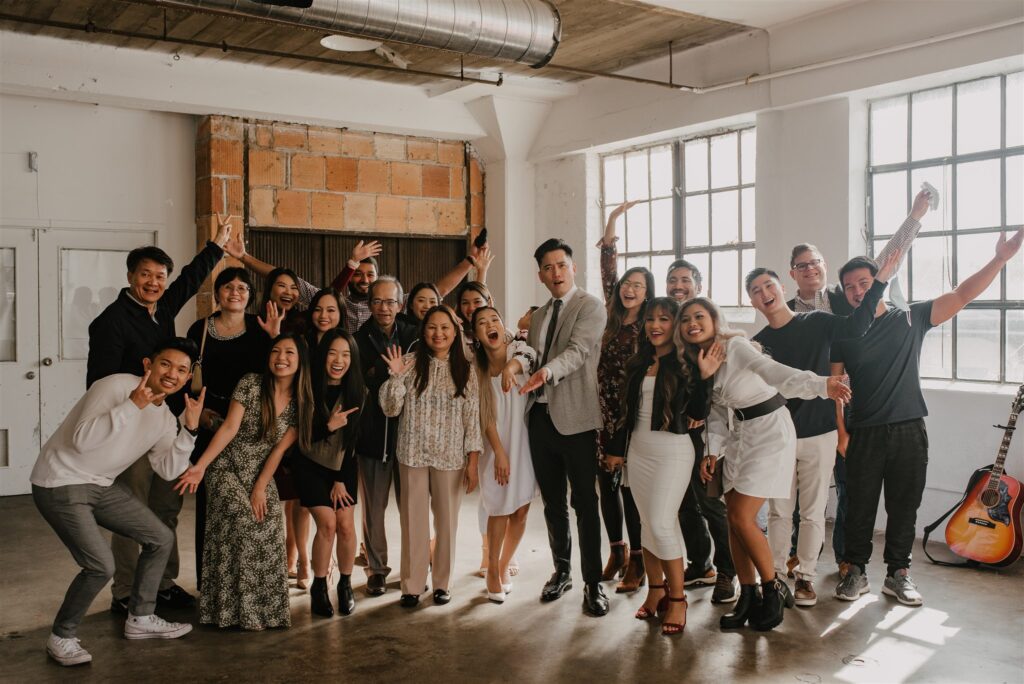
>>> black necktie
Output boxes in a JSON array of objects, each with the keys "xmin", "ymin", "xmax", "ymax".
[{"xmin": 538, "ymin": 299, "xmax": 562, "ymax": 397}]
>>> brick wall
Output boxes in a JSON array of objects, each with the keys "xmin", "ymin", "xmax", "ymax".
[{"xmin": 194, "ymin": 115, "xmax": 485, "ymax": 315}]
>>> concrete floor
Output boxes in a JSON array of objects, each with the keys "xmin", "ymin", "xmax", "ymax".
[{"xmin": 1, "ymin": 493, "xmax": 1022, "ymax": 684}]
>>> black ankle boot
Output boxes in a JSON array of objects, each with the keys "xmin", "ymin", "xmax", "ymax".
[
  {"xmin": 337, "ymin": 574, "xmax": 355, "ymax": 615},
  {"xmin": 720, "ymin": 584, "xmax": 761, "ymax": 629},
  {"xmin": 753, "ymin": 575, "xmax": 794, "ymax": 632},
  {"xmin": 311, "ymin": 577, "xmax": 334, "ymax": 617}
]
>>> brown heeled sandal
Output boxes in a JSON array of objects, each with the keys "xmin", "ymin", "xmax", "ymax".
[
  {"xmin": 634, "ymin": 584, "xmax": 668, "ymax": 620},
  {"xmin": 661, "ymin": 595, "xmax": 688, "ymax": 636}
]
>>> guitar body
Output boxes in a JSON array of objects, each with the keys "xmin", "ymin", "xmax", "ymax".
[{"xmin": 945, "ymin": 470, "xmax": 1024, "ymax": 567}]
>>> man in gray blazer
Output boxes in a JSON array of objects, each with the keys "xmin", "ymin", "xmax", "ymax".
[{"xmin": 520, "ymin": 238, "xmax": 609, "ymax": 616}]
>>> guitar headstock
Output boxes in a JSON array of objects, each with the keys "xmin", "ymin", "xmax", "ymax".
[{"xmin": 1013, "ymin": 384, "xmax": 1024, "ymax": 416}]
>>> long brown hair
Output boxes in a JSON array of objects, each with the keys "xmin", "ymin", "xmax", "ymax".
[
  {"xmin": 471, "ymin": 306, "xmax": 503, "ymax": 434},
  {"xmin": 413, "ymin": 305, "xmax": 471, "ymax": 398},
  {"xmin": 260, "ymin": 333, "xmax": 314, "ymax": 453},
  {"xmin": 620, "ymin": 297, "xmax": 692, "ymax": 431},
  {"xmin": 603, "ymin": 267, "xmax": 655, "ymax": 346},
  {"xmin": 675, "ymin": 297, "xmax": 753, "ymax": 368}
]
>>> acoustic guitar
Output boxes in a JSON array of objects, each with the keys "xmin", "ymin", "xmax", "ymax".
[{"xmin": 944, "ymin": 384, "xmax": 1023, "ymax": 567}]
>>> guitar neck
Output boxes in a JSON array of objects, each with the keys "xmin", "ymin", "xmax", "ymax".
[{"xmin": 989, "ymin": 386, "xmax": 1023, "ymax": 485}]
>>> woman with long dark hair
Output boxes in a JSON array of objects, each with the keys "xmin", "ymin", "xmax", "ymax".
[
  {"xmin": 456, "ymin": 280, "xmax": 493, "ymax": 341},
  {"xmin": 405, "ymin": 282, "xmax": 442, "ymax": 324},
  {"xmin": 306, "ymin": 289, "xmax": 347, "ymax": 348},
  {"xmin": 380, "ymin": 305, "xmax": 482, "ymax": 608},
  {"xmin": 175, "ymin": 332, "xmax": 315, "ymax": 630}
]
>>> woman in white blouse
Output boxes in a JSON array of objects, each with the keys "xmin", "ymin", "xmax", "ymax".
[
  {"xmin": 380, "ymin": 305, "xmax": 483, "ymax": 608},
  {"xmin": 677, "ymin": 298, "xmax": 851, "ymax": 633}
]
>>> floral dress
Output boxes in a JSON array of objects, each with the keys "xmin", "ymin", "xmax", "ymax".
[{"xmin": 200, "ymin": 373, "xmax": 294, "ymax": 630}]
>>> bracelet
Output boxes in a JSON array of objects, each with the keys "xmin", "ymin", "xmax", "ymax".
[{"xmin": 465, "ymin": 255, "xmax": 477, "ymax": 268}]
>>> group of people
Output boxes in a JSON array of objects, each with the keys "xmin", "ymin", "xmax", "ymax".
[{"xmin": 31, "ymin": 188, "xmax": 1023, "ymax": 663}]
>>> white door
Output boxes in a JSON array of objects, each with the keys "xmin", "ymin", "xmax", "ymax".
[{"xmin": 0, "ymin": 228, "xmax": 40, "ymax": 495}]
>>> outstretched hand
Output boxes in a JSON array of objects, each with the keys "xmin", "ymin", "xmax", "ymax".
[
  {"xmin": 257, "ymin": 301, "xmax": 283, "ymax": 338},
  {"xmin": 827, "ymin": 375, "xmax": 852, "ymax": 405},
  {"xmin": 174, "ymin": 464, "xmax": 205, "ymax": 495},
  {"xmin": 697, "ymin": 342, "xmax": 725, "ymax": 379},
  {"xmin": 995, "ymin": 228, "xmax": 1024, "ymax": 262},
  {"xmin": 350, "ymin": 239, "xmax": 383, "ymax": 263},
  {"xmin": 130, "ymin": 371, "xmax": 166, "ymax": 410},
  {"xmin": 518, "ymin": 368, "xmax": 549, "ymax": 395},
  {"xmin": 381, "ymin": 345, "xmax": 414, "ymax": 376},
  {"xmin": 910, "ymin": 189, "xmax": 933, "ymax": 221},
  {"xmin": 327, "ymin": 406, "xmax": 359, "ymax": 432},
  {"xmin": 596, "ymin": 200, "xmax": 639, "ymax": 247},
  {"xmin": 875, "ymin": 248, "xmax": 902, "ymax": 284}
]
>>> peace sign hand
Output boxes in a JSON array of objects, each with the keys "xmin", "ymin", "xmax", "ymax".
[
  {"xmin": 213, "ymin": 213, "xmax": 234, "ymax": 248},
  {"xmin": 257, "ymin": 301, "xmax": 283, "ymax": 338},
  {"xmin": 327, "ymin": 406, "xmax": 359, "ymax": 432},
  {"xmin": 182, "ymin": 387, "xmax": 206, "ymax": 432},
  {"xmin": 130, "ymin": 371, "xmax": 167, "ymax": 410},
  {"xmin": 381, "ymin": 345, "xmax": 414, "ymax": 376}
]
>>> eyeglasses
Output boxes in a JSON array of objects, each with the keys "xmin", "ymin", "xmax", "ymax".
[
  {"xmin": 793, "ymin": 258, "xmax": 823, "ymax": 272},
  {"xmin": 371, "ymin": 299, "xmax": 400, "ymax": 308},
  {"xmin": 220, "ymin": 285, "xmax": 250, "ymax": 294},
  {"xmin": 619, "ymin": 281, "xmax": 647, "ymax": 292}
]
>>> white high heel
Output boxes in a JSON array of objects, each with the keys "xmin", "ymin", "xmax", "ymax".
[{"xmin": 487, "ymin": 590, "xmax": 506, "ymax": 603}]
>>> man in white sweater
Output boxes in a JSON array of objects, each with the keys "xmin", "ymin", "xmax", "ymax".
[{"xmin": 31, "ymin": 338, "xmax": 205, "ymax": 666}]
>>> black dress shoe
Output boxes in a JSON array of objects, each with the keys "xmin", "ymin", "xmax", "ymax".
[
  {"xmin": 540, "ymin": 571, "xmax": 573, "ymax": 602},
  {"xmin": 432, "ymin": 589, "xmax": 451, "ymax": 605},
  {"xmin": 156, "ymin": 585, "xmax": 196, "ymax": 610},
  {"xmin": 310, "ymin": 577, "xmax": 334, "ymax": 617},
  {"xmin": 337, "ymin": 574, "xmax": 355, "ymax": 616},
  {"xmin": 366, "ymin": 573, "xmax": 387, "ymax": 597},
  {"xmin": 582, "ymin": 582, "xmax": 609, "ymax": 617},
  {"xmin": 399, "ymin": 594, "xmax": 420, "ymax": 608},
  {"xmin": 110, "ymin": 596, "xmax": 130, "ymax": 615}
]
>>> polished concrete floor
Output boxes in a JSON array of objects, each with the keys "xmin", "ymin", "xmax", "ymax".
[{"xmin": 1, "ymin": 492, "xmax": 1022, "ymax": 683}]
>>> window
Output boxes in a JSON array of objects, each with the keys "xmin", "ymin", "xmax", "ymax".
[
  {"xmin": 600, "ymin": 127, "xmax": 756, "ymax": 306},
  {"xmin": 868, "ymin": 72, "xmax": 1024, "ymax": 384}
]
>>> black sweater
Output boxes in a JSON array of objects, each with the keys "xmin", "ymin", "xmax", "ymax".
[{"xmin": 353, "ymin": 316, "xmax": 419, "ymax": 461}]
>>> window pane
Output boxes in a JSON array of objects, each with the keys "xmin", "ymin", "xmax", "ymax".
[
  {"xmin": 921, "ymin": 319, "xmax": 952, "ymax": 379},
  {"xmin": 650, "ymin": 145, "xmax": 674, "ymax": 198},
  {"xmin": 1005, "ymin": 240, "xmax": 1023, "ymax": 300},
  {"xmin": 741, "ymin": 129, "xmax": 756, "ymax": 184},
  {"xmin": 741, "ymin": 187, "xmax": 755, "ymax": 242},
  {"xmin": 616, "ymin": 256, "xmax": 625, "ymax": 276},
  {"xmin": 0, "ymin": 248, "xmax": 14, "ymax": 361},
  {"xmin": 626, "ymin": 201, "xmax": 651, "ymax": 253},
  {"xmin": 710, "ymin": 134, "xmax": 739, "ymax": 189},
  {"xmin": 872, "ymin": 170, "xmax": 907, "ymax": 234},
  {"xmin": 711, "ymin": 250, "xmax": 739, "ymax": 306},
  {"xmin": 1008, "ymin": 72, "xmax": 1023, "ymax": 148},
  {"xmin": 957, "ymin": 77, "xmax": 1001, "ymax": 155},
  {"xmin": 1007, "ymin": 310, "xmax": 1024, "ymax": 382},
  {"xmin": 626, "ymin": 255, "xmax": 650, "ymax": 272},
  {"xmin": 685, "ymin": 139, "xmax": 708, "ymax": 192},
  {"xmin": 956, "ymin": 233, "xmax": 1001, "ymax": 300},
  {"xmin": 685, "ymin": 252, "xmax": 710, "ymax": 295},
  {"xmin": 910, "ymin": 235, "xmax": 952, "ymax": 301},
  {"xmin": 625, "ymin": 150, "xmax": 649, "ymax": 202},
  {"xmin": 711, "ymin": 190, "xmax": 739, "ymax": 245},
  {"xmin": 871, "ymin": 96, "xmax": 908, "ymax": 165},
  {"xmin": 685, "ymin": 195, "xmax": 709, "ymax": 247},
  {"xmin": 741, "ymin": 248, "xmax": 755, "ymax": 306},
  {"xmin": 910, "ymin": 165, "xmax": 952, "ymax": 233},
  {"xmin": 956, "ymin": 309, "xmax": 1000, "ymax": 381},
  {"xmin": 603, "ymin": 155, "xmax": 624, "ymax": 205},
  {"xmin": 651, "ymin": 254, "xmax": 675, "ymax": 287},
  {"xmin": 61, "ymin": 250, "xmax": 131, "ymax": 360},
  {"xmin": 911, "ymin": 86, "xmax": 952, "ymax": 160},
  {"xmin": 1007, "ymin": 155, "xmax": 1023, "ymax": 227},
  {"xmin": 651, "ymin": 198, "xmax": 673, "ymax": 252},
  {"xmin": 956, "ymin": 159, "xmax": 1001, "ymax": 229}
]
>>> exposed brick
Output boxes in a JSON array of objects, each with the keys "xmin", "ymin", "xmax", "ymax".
[
  {"xmin": 275, "ymin": 189, "xmax": 310, "ymax": 227},
  {"xmin": 195, "ymin": 178, "xmax": 217, "ymax": 216},
  {"xmin": 210, "ymin": 116, "xmax": 243, "ymax": 139},
  {"xmin": 308, "ymin": 127, "xmax": 343, "ymax": 154},
  {"xmin": 408, "ymin": 199, "xmax": 439, "ymax": 233},
  {"xmin": 438, "ymin": 141, "xmax": 464, "ymax": 166},
  {"xmin": 375, "ymin": 134, "xmax": 406, "ymax": 160},
  {"xmin": 290, "ymin": 154, "xmax": 325, "ymax": 190},
  {"xmin": 225, "ymin": 178, "xmax": 244, "ymax": 215},
  {"xmin": 358, "ymin": 159, "xmax": 389, "ymax": 194},
  {"xmin": 391, "ymin": 162, "xmax": 422, "ymax": 197},
  {"xmin": 422, "ymin": 165, "xmax": 451, "ymax": 199},
  {"xmin": 345, "ymin": 194, "xmax": 376, "ymax": 230},
  {"xmin": 376, "ymin": 196, "xmax": 408, "ymax": 232},
  {"xmin": 255, "ymin": 125, "xmax": 274, "ymax": 148},
  {"xmin": 326, "ymin": 157, "xmax": 358, "ymax": 193},
  {"xmin": 342, "ymin": 131, "xmax": 374, "ymax": 157},
  {"xmin": 470, "ymin": 158, "xmax": 484, "ymax": 194},
  {"xmin": 249, "ymin": 150, "xmax": 285, "ymax": 187},
  {"xmin": 471, "ymin": 195, "xmax": 485, "ymax": 227},
  {"xmin": 438, "ymin": 200, "xmax": 466, "ymax": 235},
  {"xmin": 274, "ymin": 124, "xmax": 307, "ymax": 150},
  {"xmin": 195, "ymin": 137, "xmax": 210, "ymax": 178},
  {"xmin": 312, "ymin": 192, "xmax": 345, "ymax": 230},
  {"xmin": 250, "ymin": 187, "xmax": 275, "ymax": 225},
  {"xmin": 210, "ymin": 138, "xmax": 243, "ymax": 176},
  {"xmin": 407, "ymin": 139, "xmax": 438, "ymax": 161},
  {"xmin": 450, "ymin": 166, "xmax": 465, "ymax": 199}
]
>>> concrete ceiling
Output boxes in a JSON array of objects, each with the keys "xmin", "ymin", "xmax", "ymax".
[{"xmin": 639, "ymin": 0, "xmax": 862, "ymax": 29}]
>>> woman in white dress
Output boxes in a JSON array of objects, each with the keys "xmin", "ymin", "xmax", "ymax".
[
  {"xmin": 471, "ymin": 306, "xmax": 539, "ymax": 602},
  {"xmin": 678, "ymin": 297, "xmax": 851, "ymax": 632},
  {"xmin": 604, "ymin": 297, "xmax": 720, "ymax": 636}
]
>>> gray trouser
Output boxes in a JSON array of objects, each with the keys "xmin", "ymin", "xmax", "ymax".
[
  {"xmin": 111, "ymin": 456, "xmax": 182, "ymax": 599},
  {"xmin": 358, "ymin": 455, "xmax": 401, "ymax": 577},
  {"xmin": 33, "ymin": 482, "xmax": 174, "ymax": 638}
]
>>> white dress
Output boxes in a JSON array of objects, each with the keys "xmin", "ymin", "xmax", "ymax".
[
  {"xmin": 706, "ymin": 336, "xmax": 829, "ymax": 499},
  {"xmin": 625, "ymin": 376, "xmax": 695, "ymax": 560}
]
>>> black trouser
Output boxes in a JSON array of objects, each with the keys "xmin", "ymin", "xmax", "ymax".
[
  {"xmin": 678, "ymin": 459, "xmax": 735, "ymax": 576},
  {"xmin": 528, "ymin": 405, "xmax": 602, "ymax": 584},
  {"xmin": 597, "ymin": 468, "xmax": 642, "ymax": 550},
  {"xmin": 843, "ymin": 419, "xmax": 928, "ymax": 575}
]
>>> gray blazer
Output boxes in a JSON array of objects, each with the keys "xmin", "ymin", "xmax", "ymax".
[{"xmin": 526, "ymin": 288, "xmax": 607, "ymax": 436}]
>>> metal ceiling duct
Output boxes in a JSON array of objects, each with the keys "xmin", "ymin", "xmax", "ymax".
[{"xmin": 143, "ymin": 0, "xmax": 562, "ymax": 68}]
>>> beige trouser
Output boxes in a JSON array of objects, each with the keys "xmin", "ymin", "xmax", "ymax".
[
  {"xmin": 111, "ymin": 456, "xmax": 182, "ymax": 599},
  {"xmin": 398, "ymin": 464, "xmax": 464, "ymax": 596}
]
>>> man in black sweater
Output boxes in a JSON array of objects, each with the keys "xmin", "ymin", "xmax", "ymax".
[{"xmin": 88, "ymin": 216, "xmax": 234, "ymax": 613}]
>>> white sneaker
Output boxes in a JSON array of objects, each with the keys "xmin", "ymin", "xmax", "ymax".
[
  {"xmin": 46, "ymin": 633, "xmax": 92, "ymax": 666},
  {"xmin": 124, "ymin": 613, "xmax": 193, "ymax": 640}
]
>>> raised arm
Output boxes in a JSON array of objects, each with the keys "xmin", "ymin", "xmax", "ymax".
[
  {"xmin": 931, "ymin": 229, "xmax": 1023, "ymax": 326},
  {"xmin": 435, "ymin": 241, "xmax": 488, "ymax": 297},
  {"xmin": 875, "ymin": 189, "xmax": 932, "ymax": 270},
  {"xmin": 162, "ymin": 216, "xmax": 230, "ymax": 317},
  {"xmin": 329, "ymin": 240, "xmax": 383, "ymax": 292},
  {"xmin": 596, "ymin": 201, "xmax": 637, "ymax": 302}
]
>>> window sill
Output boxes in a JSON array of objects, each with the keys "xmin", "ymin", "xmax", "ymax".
[
  {"xmin": 720, "ymin": 306, "xmax": 757, "ymax": 324},
  {"xmin": 920, "ymin": 378, "xmax": 1020, "ymax": 397}
]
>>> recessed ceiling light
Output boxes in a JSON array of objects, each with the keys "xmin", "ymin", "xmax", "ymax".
[{"xmin": 320, "ymin": 35, "xmax": 382, "ymax": 52}]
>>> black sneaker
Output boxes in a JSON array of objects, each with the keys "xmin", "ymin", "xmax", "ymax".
[
  {"xmin": 711, "ymin": 573, "xmax": 739, "ymax": 603},
  {"xmin": 156, "ymin": 585, "xmax": 196, "ymax": 610},
  {"xmin": 110, "ymin": 596, "xmax": 130, "ymax": 615}
]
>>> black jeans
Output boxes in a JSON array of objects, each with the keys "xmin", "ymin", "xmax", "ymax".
[
  {"xmin": 597, "ymin": 468, "xmax": 642, "ymax": 549},
  {"xmin": 678, "ymin": 460, "xmax": 735, "ymax": 576},
  {"xmin": 843, "ymin": 419, "xmax": 928, "ymax": 574},
  {"xmin": 528, "ymin": 405, "xmax": 603, "ymax": 584}
]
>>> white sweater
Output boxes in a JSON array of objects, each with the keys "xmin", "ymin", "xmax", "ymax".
[{"xmin": 31, "ymin": 374, "xmax": 196, "ymax": 488}]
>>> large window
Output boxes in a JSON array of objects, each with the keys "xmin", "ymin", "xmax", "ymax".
[
  {"xmin": 601, "ymin": 127, "xmax": 756, "ymax": 307},
  {"xmin": 868, "ymin": 72, "xmax": 1023, "ymax": 384}
]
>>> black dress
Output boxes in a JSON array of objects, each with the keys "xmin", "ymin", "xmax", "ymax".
[{"xmin": 294, "ymin": 384, "xmax": 359, "ymax": 509}]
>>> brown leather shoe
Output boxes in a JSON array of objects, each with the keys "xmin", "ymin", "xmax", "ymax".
[
  {"xmin": 615, "ymin": 551, "xmax": 646, "ymax": 593},
  {"xmin": 786, "ymin": 555, "xmax": 800, "ymax": 578},
  {"xmin": 601, "ymin": 543, "xmax": 628, "ymax": 581}
]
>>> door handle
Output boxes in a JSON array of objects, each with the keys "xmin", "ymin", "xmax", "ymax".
[
  {"xmin": 26, "ymin": 371, "xmax": 36, "ymax": 379},
  {"xmin": 41, "ymin": 357, "xmax": 53, "ymax": 366}
]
